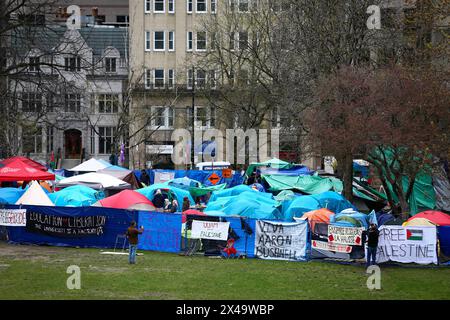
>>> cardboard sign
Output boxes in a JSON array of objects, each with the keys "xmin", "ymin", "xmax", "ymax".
[
  {"xmin": 328, "ymin": 225, "xmax": 364, "ymax": 245},
  {"xmin": 254, "ymin": 220, "xmax": 308, "ymax": 261},
  {"xmin": 222, "ymin": 169, "xmax": 232, "ymax": 178},
  {"xmin": 374, "ymin": 226, "xmax": 437, "ymax": 265},
  {"xmin": 0, "ymin": 209, "xmax": 27, "ymax": 226},
  {"xmin": 312, "ymin": 240, "xmax": 352, "ymax": 253},
  {"xmin": 208, "ymin": 173, "xmax": 220, "ymax": 185},
  {"xmin": 191, "ymin": 220, "xmax": 230, "ymax": 241}
]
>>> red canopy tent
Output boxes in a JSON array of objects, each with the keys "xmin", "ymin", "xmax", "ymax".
[
  {"xmin": 407, "ymin": 210, "xmax": 450, "ymax": 226},
  {"xmin": 0, "ymin": 159, "xmax": 55, "ymax": 181},
  {"xmin": 94, "ymin": 190, "xmax": 156, "ymax": 210},
  {"xmin": 1, "ymin": 156, "xmax": 47, "ymax": 171}
]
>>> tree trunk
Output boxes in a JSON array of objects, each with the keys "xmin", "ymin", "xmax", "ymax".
[{"xmin": 342, "ymin": 153, "xmax": 354, "ymax": 202}]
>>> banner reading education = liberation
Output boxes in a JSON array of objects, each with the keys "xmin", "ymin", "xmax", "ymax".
[
  {"xmin": 254, "ymin": 220, "xmax": 308, "ymax": 261},
  {"xmin": 374, "ymin": 226, "xmax": 438, "ymax": 265}
]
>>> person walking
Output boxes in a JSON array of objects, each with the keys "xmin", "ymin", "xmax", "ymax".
[
  {"xmin": 153, "ymin": 189, "xmax": 165, "ymax": 212},
  {"xmin": 366, "ymin": 223, "xmax": 380, "ymax": 267},
  {"xmin": 126, "ymin": 221, "xmax": 144, "ymax": 265}
]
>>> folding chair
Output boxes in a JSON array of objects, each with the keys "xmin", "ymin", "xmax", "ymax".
[{"xmin": 114, "ymin": 234, "xmax": 128, "ymax": 252}]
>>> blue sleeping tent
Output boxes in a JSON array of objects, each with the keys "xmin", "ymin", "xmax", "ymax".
[
  {"xmin": 48, "ymin": 185, "xmax": 104, "ymax": 207},
  {"xmin": 0, "ymin": 188, "xmax": 26, "ymax": 204},
  {"xmin": 137, "ymin": 183, "xmax": 195, "ymax": 205}
]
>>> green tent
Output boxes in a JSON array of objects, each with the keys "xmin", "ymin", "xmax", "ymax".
[
  {"xmin": 245, "ymin": 158, "xmax": 292, "ymax": 176},
  {"xmin": 262, "ymin": 174, "xmax": 343, "ymax": 194},
  {"xmin": 190, "ymin": 183, "xmax": 227, "ymax": 197}
]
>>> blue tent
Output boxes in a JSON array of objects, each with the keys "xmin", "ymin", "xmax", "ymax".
[
  {"xmin": 260, "ymin": 166, "xmax": 314, "ymax": 176},
  {"xmin": 330, "ymin": 210, "xmax": 370, "ymax": 229},
  {"xmin": 49, "ymin": 185, "xmax": 104, "ymax": 207},
  {"xmin": 250, "ymin": 183, "xmax": 266, "ymax": 192},
  {"xmin": 282, "ymin": 195, "xmax": 321, "ymax": 221},
  {"xmin": 209, "ymin": 185, "xmax": 255, "ymax": 202},
  {"xmin": 311, "ymin": 191, "xmax": 356, "ymax": 214},
  {"xmin": 168, "ymin": 177, "xmax": 201, "ymax": 190},
  {"xmin": 137, "ymin": 183, "xmax": 195, "ymax": 205},
  {"xmin": 0, "ymin": 188, "xmax": 26, "ymax": 204}
]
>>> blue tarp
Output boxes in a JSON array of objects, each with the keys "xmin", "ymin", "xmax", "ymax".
[
  {"xmin": 135, "ymin": 169, "xmax": 245, "ymax": 188},
  {"xmin": 137, "ymin": 183, "xmax": 195, "ymax": 205},
  {"xmin": 0, "ymin": 188, "xmax": 26, "ymax": 204},
  {"xmin": 138, "ymin": 211, "xmax": 182, "ymax": 253},
  {"xmin": 6, "ymin": 204, "xmax": 137, "ymax": 248},
  {"xmin": 260, "ymin": 166, "xmax": 314, "ymax": 176},
  {"xmin": 330, "ymin": 211, "xmax": 370, "ymax": 229},
  {"xmin": 209, "ymin": 185, "xmax": 255, "ymax": 202},
  {"xmin": 438, "ymin": 226, "xmax": 450, "ymax": 258},
  {"xmin": 48, "ymin": 185, "xmax": 104, "ymax": 207},
  {"xmin": 353, "ymin": 162, "xmax": 369, "ymax": 178}
]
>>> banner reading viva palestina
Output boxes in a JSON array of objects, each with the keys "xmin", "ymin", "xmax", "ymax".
[
  {"xmin": 254, "ymin": 220, "xmax": 308, "ymax": 261},
  {"xmin": 375, "ymin": 226, "xmax": 437, "ymax": 265}
]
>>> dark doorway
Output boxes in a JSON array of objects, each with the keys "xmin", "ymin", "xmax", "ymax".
[{"xmin": 64, "ymin": 129, "xmax": 82, "ymax": 159}]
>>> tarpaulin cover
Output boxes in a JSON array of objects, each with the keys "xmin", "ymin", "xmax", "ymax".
[
  {"xmin": 262, "ymin": 174, "xmax": 343, "ymax": 194},
  {"xmin": 168, "ymin": 177, "xmax": 227, "ymax": 197},
  {"xmin": 135, "ymin": 169, "xmax": 244, "ymax": 188},
  {"xmin": 259, "ymin": 166, "xmax": 314, "ymax": 176},
  {"xmin": 438, "ymin": 226, "xmax": 450, "ymax": 257},
  {"xmin": 0, "ymin": 188, "xmax": 26, "ymax": 204},
  {"xmin": 137, "ymin": 183, "xmax": 195, "ymax": 205},
  {"xmin": 432, "ymin": 165, "xmax": 450, "ymax": 212},
  {"xmin": 245, "ymin": 158, "xmax": 292, "ymax": 176},
  {"xmin": 138, "ymin": 211, "xmax": 182, "ymax": 253},
  {"xmin": 330, "ymin": 211, "xmax": 369, "ymax": 229},
  {"xmin": 353, "ymin": 162, "xmax": 369, "ymax": 177},
  {"xmin": 5, "ymin": 204, "xmax": 136, "ymax": 248},
  {"xmin": 205, "ymin": 191, "xmax": 282, "ymax": 220},
  {"xmin": 48, "ymin": 185, "xmax": 104, "ymax": 207},
  {"xmin": 209, "ymin": 185, "xmax": 255, "ymax": 202},
  {"xmin": 376, "ymin": 211, "xmax": 395, "ymax": 226}
]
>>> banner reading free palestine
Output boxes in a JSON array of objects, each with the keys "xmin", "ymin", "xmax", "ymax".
[{"xmin": 374, "ymin": 226, "xmax": 438, "ymax": 265}]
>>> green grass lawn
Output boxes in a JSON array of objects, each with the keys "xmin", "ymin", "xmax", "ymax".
[{"xmin": 0, "ymin": 242, "xmax": 449, "ymax": 300}]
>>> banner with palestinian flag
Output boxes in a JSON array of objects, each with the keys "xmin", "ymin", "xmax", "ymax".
[{"xmin": 374, "ymin": 226, "xmax": 437, "ymax": 265}]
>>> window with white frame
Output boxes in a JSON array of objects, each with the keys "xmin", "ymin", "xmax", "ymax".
[
  {"xmin": 22, "ymin": 125, "xmax": 42, "ymax": 154},
  {"xmin": 187, "ymin": 69, "xmax": 194, "ymax": 89},
  {"xmin": 168, "ymin": 0, "xmax": 175, "ymax": 13},
  {"xmin": 22, "ymin": 92, "xmax": 42, "ymax": 112},
  {"xmin": 189, "ymin": 106, "xmax": 215, "ymax": 128},
  {"xmin": 154, "ymin": 31, "xmax": 165, "ymax": 51},
  {"xmin": 145, "ymin": 31, "xmax": 151, "ymax": 51},
  {"xmin": 168, "ymin": 31, "xmax": 175, "ymax": 51},
  {"xmin": 229, "ymin": 0, "xmax": 236, "ymax": 11},
  {"xmin": 187, "ymin": 31, "xmax": 193, "ymax": 51},
  {"xmin": 145, "ymin": 0, "xmax": 151, "ymax": 12},
  {"xmin": 98, "ymin": 94, "xmax": 119, "ymax": 113},
  {"xmin": 238, "ymin": 31, "xmax": 248, "ymax": 50},
  {"xmin": 105, "ymin": 57, "xmax": 117, "ymax": 72},
  {"xmin": 209, "ymin": 70, "xmax": 216, "ymax": 88},
  {"xmin": 197, "ymin": 0, "xmax": 207, "ymax": 12},
  {"xmin": 154, "ymin": 69, "xmax": 165, "ymax": 88},
  {"xmin": 153, "ymin": 0, "xmax": 164, "ymax": 12},
  {"xmin": 196, "ymin": 31, "xmax": 207, "ymax": 51},
  {"xmin": 65, "ymin": 94, "xmax": 81, "ymax": 112},
  {"xmin": 196, "ymin": 69, "xmax": 206, "ymax": 88},
  {"xmin": 168, "ymin": 69, "xmax": 175, "ymax": 88},
  {"xmin": 152, "ymin": 106, "xmax": 174, "ymax": 128},
  {"xmin": 187, "ymin": 0, "xmax": 193, "ymax": 13},
  {"xmin": 64, "ymin": 56, "xmax": 81, "ymax": 71},
  {"xmin": 145, "ymin": 69, "xmax": 152, "ymax": 89},
  {"xmin": 211, "ymin": 0, "xmax": 217, "ymax": 13},
  {"xmin": 29, "ymin": 57, "xmax": 40, "ymax": 72},
  {"xmin": 98, "ymin": 126, "xmax": 116, "ymax": 154}
]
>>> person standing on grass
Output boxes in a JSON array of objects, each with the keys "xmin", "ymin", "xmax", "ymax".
[
  {"xmin": 126, "ymin": 221, "xmax": 144, "ymax": 265},
  {"xmin": 366, "ymin": 223, "xmax": 379, "ymax": 268}
]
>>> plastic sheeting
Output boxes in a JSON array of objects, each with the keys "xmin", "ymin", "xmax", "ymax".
[
  {"xmin": 138, "ymin": 212, "xmax": 182, "ymax": 253},
  {"xmin": 48, "ymin": 185, "xmax": 104, "ymax": 207},
  {"xmin": 262, "ymin": 174, "xmax": 343, "ymax": 194},
  {"xmin": 0, "ymin": 188, "xmax": 26, "ymax": 204},
  {"xmin": 438, "ymin": 226, "xmax": 450, "ymax": 258},
  {"xmin": 137, "ymin": 183, "xmax": 195, "ymax": 206}
]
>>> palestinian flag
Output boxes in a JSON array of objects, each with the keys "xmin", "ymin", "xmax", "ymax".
[{"xmin": 407, "ymin": 229, "xmax": 423, "ymax": 241}]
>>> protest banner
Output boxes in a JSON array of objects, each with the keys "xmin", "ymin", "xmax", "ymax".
[
  {"xmin": 328, "ymin": 225, "xmax": 364, "ymax": 245},
  {"xmin": 254, "ymin": 220, "xmax": 308, "ymax": 261},
  {"xmin": 312, "ymin": 240, "xmax": 352, "ymax": 253},
  {"xmin": 0, "ymin": 209, "xmax": 26, "ymax": 226},
  {"xmin": 375, "ymin": 226, "xmax": 437, "ymax": 265},
  {"xmin": 191, "ymin": 220, "xmax": 230, "ymax": 241}
]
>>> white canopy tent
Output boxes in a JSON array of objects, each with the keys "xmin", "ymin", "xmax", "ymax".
[
  {"xmin": 55, "ymin": 172, "xmax": 131, "ymax": 190},
  {"xmin": 69, "ymin": 158, "xmax": 112, "ymax": 172},
  {"xmin": 15, "ymin": 181, "xmax": 55, "ymax": 206}
]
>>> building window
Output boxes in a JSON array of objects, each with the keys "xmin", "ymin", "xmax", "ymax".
[
  {"xmin": 145, "ymin": 0, "xmax": 151, "ymax": 13},
  {"xmin": 154, "ymin": 31, "xmax": 165, "ymax": 51},
  {"xmin": 191, "ymin": 106, "xmax": 215, "ymax": 128},
  {"xmin": 22, "ymin": 92, "xmax": 42, "ymax": 112},
  {"xmin": 64, "ymin": 94, "xmax": 81, "ymax": 112},
  {"xmin": 98, "ymin": 94, "xmax": 119, "ymax": 113},
  {"xmin": 152, "ymin": 107, "xmax": 174, "ymax": 128},
  {"xmin": 187, "ymin": 31, "xmax": 193, "ymax": 51},
  {"xmin": 210, "ymin": 106, "xmax": 216, "ymax": 127},
  {"xmin": 187, "ymin": 0, "xmax": 193, "ymax": 13},
  {"xmin": 29, "ymin": 57, "xmax": 40, "ymax": 72},
  {"xmin": 105, "ymin": 57, "xmax": 117, "ymax": 72},
  {"xmin": 211, "ymin": 0, "xmax": 217, "ymax": 13},
  {"xmin": 238, "ymin": 0, "xmax": 249, "ymax": 12},
  {"xmin": 229, "ymin": 32, "xmax": 235, "ymax": 51},
  {"xmin": 154, "ymin": 69, "xmax": 165, "ymax": 88},
  {"xmin": 196, "ymin": 69, "xmax": 206, "ymax": 88},
  {"xmin": 46, "ymin": 126, "xmax": 54, "ymax": 154},
  {"xmin": 168, "ymin": 0, "xmax": 175, "ymax": 13},
  {"xmin": 64, "ymin": 56, "xmax": 81, "ymax": 71},
  {"xmin": 116, "ymin": 15, "xmax": 129, "ymax": 24},
  {"xmin": 209, "ymin": 70, "xmax": 216, "ymax": 89},
  {"xmin": 153, "ymin": 0, "xmax": 165, "ymax": 12},
  {"xmin": 187, "ymin": 69, "xmax": 194, "ymax": 89},
  {"xmin": 90, "ymin": 127, "xmax": 96, "ymax": 154},
  {"xmin": 168, "ymin": 31, "xmax": 175, "ymax": 51},
  {"xmin": 145, "ymin": 69, "xmax": 152, "ymax": 89},
  {"xmin": 229, "ymin": 0, "xmax": 236, "ymax": 11},
  {"xmin": 197, "ymin": 0, "xmax": 207, "ymax": 12},
  {"xmin": 98, "ymin": 126, "xmax": 116, "ymax": 154},
  {"xmin": 145, "ymin": 31, "xmax": 151, "ymax": 51},
  {"xmin": 168, "ymin": 69, "xmax": 175, "ymax": 88},
  {"xmin": 22, "ymin": 126, "xmax": 42, "ymax": 154},
  {"xmin": 196, "ymin": 31, "xmax": 207, "ymax": 51},
  {"xmin": 238, "ymin": 31, "xmax": 248, "ymax": 50}
]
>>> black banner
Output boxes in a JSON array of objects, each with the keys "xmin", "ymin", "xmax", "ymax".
[{"xmin": 26, "ymin": 211, "xmax": 107, "ymax": 237}]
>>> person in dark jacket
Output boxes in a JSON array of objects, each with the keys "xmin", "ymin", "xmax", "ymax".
[
  {"xmin": 182, "ymin": 197, "xmax": 190, "ymax": 212},
  {"xmin": 140, "ymin": 169, "xmax": 150, "ymax": 187},
  {"xmin": 366, "ymin": 223, "xmax": 380, "ymax": 267},
  {"xmin": 153, "ymin": 189, "xmax": 165, "ymax": 212},
  {"xmin": 126, "ymin": 221, "xmax": 144, "ymax": 265}
]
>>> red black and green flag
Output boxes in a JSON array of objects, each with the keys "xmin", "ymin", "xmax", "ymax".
[{"xmin": 406, "ymin": 229, "xmax": 423, "ymax": 241}]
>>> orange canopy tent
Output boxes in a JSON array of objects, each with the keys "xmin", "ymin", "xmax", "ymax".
[
  {"xmin": 0, "ymin": 159, "xmax": 55, "ymax": 182},
  {"xmin": 299, "ymin": 208, "xmax": 335, "ymax": 232}
]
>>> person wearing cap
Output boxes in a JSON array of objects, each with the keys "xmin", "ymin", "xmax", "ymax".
[{"xmin": 126, "ymin": 221, "xmax": 144, "ymax": 265}]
